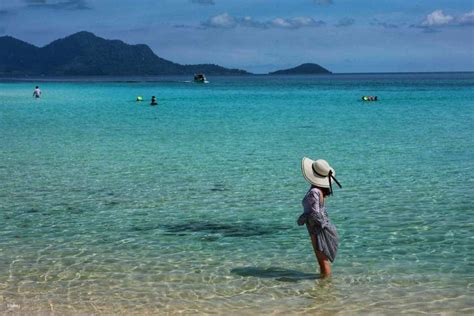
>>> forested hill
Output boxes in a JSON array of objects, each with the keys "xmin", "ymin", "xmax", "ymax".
[
  {"xmin": 0, "ymin": 31, "xmax": 250, "ymax": 76},
  {"xmin": 268, "ymin": 63, "xmax": 332, "ymax": 75}
]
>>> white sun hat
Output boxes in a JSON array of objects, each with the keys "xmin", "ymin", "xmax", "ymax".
[{"xmin": 301, "ymin": 157, "xmax": 342, "ymax": 192}]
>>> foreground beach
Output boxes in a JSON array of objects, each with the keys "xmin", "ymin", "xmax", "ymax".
[{"xmin": 1, "ymin": 74, "xmax": 473, "ymax": 314}]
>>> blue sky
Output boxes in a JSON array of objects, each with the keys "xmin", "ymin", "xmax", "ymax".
[{"xmin": 1, "ymin": 0, "xmax": 473, "ymax": 73}]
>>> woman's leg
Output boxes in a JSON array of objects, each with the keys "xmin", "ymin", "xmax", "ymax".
[{"xmin": 310, "ymin": 234, "xmax": 331, "ymax": 278}]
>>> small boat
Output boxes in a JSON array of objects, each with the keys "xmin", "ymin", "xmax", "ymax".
[{"xmin": 194, "ymin": 73, "xmax": 208, "ymax": 83}]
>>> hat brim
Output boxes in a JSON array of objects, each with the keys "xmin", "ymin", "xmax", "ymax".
[{"xmin": 301, "ymin": 157, "xmax": 335, "ymax": 188}]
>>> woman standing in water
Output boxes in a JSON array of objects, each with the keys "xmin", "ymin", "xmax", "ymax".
[{"xmin": 298, "ymin": 158, "xmax": 341, "ymax": 278}]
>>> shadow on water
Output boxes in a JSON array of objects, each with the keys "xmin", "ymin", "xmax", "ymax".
[
  {"xmin": 231, "ymin": 266, "xmax": 318, "ymax": 282},
  {"xmin": 210, "ymin": 187, "xmax": 227, "ymax": 192},
  {"xmin": 162, "ymin": 222, "xmax": 291, "ymax": 238}
]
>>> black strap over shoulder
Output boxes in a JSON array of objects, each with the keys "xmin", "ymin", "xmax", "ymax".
[{"xmin": 328, "ymin": 170, "xmax": 342, "ymax": 195}]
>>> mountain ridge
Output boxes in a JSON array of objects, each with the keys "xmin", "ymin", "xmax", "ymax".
[{"xmin": 0, "ymin": 32, "xmax": 331, "ymax": 76}]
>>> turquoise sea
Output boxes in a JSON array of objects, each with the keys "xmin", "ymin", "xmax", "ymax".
[{"xmin": 0, "ymin": 73, "xmax": 473, "ymax": 314}]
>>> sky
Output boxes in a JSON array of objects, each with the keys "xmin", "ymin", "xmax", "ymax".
[{"xmin": 0, "ymin": 0, "xmax": 473, "ymax": 73}]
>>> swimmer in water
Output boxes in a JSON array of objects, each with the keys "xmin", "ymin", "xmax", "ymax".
[
  {"xmin": 151, "ymin": 96, "xmax": 158, "ymax": 106},
  {"xmin": 33, "ymin": 86, "xmax": 41, "ymax": 99}
]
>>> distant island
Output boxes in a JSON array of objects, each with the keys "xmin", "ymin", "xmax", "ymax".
[
  {"xmin": 268, "ymin": 63, "xmax": 331, "ymax": 75},
  {"xmin": 0, "ymin": 31, "xmax": 331, "ymax": 76}
]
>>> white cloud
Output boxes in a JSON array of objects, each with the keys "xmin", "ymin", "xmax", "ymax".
[
  {"xmin": 291, "ymin": 16, "xmax": 324, "ymax": 27},
  {"xmin": 271, "ymin": 18, "xmax": 292, "ymax": 28},
  {"xmin": 458, "ymin": 10, "xmax": 474, "ymax": 25},
  {"xmin": 421, "ymin": 10, "xmax": 453, "ymax": 27},
  {"xmin": 203, "ymin": 13, "xmax": 237, "ymax": 28},
  {"xmin": 417, "ymin": 9, "xmax": 474, "ymax": 29},
  {"xmin": 202, "ymin": 14, "xmax": 325, "ymax": 30},
  {"xmin": 271, "ymin": 17, "xmax": 325, "ymax": 29}
]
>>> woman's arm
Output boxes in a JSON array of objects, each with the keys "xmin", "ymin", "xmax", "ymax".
[
  {"xmin": 297, "ymin": 213, "xmax": 307, "ymax": 225},
  {"xmin": 307, "ymin": 190, "xmax": 327, "ymax": 228},
  {"xmin": 298, "ymin": 189, "xmax": 323, "ymax": 226}
]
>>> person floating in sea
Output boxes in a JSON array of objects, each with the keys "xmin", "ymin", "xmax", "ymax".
[
  {"xmin": 298, "ymin": 158, "xmax": 342, "ymax": 278},
  {"xmin": 150, "ymin": 96, "xmax": 158, "ymax": 106},
  {"xmin": 33, "ymin": 86, "xmax": 41, "ymax": 99},
  {"xmin": 362, "ymin": 96, "xmax": 377, "ymax": 101}
]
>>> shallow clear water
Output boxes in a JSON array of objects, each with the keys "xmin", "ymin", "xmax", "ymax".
[{"xmin": 0, "ymin": 74, "xmax": 473, "ymax": 314}]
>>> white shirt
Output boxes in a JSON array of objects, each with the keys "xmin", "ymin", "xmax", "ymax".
[{"xmin": 33, "ymin": 88, "xmax": 41, "ymax": 97}]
